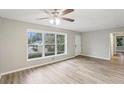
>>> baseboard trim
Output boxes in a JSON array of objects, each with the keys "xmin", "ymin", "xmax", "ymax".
[
  {"xmin": 80, "ymin": 54, "xmax": 110, "ymax": 61},
  {"xmin": 0, "ymin": 56, "xmax": 76, "ymax": 76},
  {"xmin": 0, "ymin": 55, "xmax": 109, "ymax": 77}
]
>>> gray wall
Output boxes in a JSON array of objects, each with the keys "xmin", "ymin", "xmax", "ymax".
[
  {"xmin": 0, "ymin": 17, "xmax": 81, "ymax": 74},
  {"xmin": 81, "ymin": 27, "xmax": 124, "ymax": 60}
]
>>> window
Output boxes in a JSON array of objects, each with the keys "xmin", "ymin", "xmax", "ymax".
[
  {"xmin": 116, "ymin": 36, "xmax": 124, "ymax": 46},
  {"xmin": 57, "ymin": 35, "xmax": 65, "ymax": 54},
  {"xmin": 27, "ymin": 30, "xmax": 67, "ymax": 60},
  {"xmin": 44, "ymin": 33, "xmax": 55, "ymax": 56},
  {"xmin": 28, "ymin": 32, "xmax": 43, "ymax": 59}
]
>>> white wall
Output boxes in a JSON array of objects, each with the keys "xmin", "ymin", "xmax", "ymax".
[
  {"xmin": 81, "ymin": 27, "xmax": 124, "ymax": 60},
  {"xmin": 0, "ymin": 17, "xmax": 81, "ymax": 74}
]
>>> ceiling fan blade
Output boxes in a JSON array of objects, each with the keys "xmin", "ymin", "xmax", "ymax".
[
  {"xmin": 37, "ymin": 17, "xmax": 49, "ymax": 20},
  {"xmin": 62, "ymin": 17, "xmax": 74, "ymax": 22},
  {"xmin": 62, "ymin": 9, "xmax": 74, "ymax": 16}
]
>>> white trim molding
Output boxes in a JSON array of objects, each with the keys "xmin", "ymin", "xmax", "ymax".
[
  {"xmin": 0, "ymin": 56, "xmax": 76, "ymax": 76},
  {"xmin": 80, "ymin": 54, "xmax": 110, "ymax": 61}
]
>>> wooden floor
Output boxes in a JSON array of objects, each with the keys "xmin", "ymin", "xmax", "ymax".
[
  {"xmin": 1, "ymin": 56, "xmax": 124, "ymax": 84},
  {"xmin": 111, "ymin": 53, "xmax": 124, "ymax": 64}
]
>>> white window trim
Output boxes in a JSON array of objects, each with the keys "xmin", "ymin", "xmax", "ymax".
[{"xmin": 27, "ymin": 29, "xmax": 67, "ymax": 62}]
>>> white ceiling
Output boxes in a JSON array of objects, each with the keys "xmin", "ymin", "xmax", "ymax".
[{"xmin": 0, "ymin": 9, "xmax": 124, "ymax": 32}]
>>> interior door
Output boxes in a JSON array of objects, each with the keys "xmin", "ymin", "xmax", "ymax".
[{"xmin": 75, "ymin": 34, "xmax": 81, "ymax": 56}]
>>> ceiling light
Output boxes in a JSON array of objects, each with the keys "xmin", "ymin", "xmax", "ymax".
[{"xmin": 49, "ymin": 17, "xmax": 60, "ymax": 25}]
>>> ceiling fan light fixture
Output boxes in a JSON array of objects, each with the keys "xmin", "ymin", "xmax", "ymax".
[
  {"xmin": 49, "ymin": 17, "xmax": 60, "ymax": 25},
  {"xmin": 37, "ymin": 9, "xmax": 74, "ymax": 24}
]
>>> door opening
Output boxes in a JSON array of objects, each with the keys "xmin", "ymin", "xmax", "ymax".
[
  {"xmin": 110, "ymin": 32, "xmax": 124, "ymax": 64},
  {"xmin": 75, "ymin": 34, "xmax": 81, "ymax": 56}
]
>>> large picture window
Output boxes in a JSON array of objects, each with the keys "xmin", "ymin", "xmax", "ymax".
[{"xmin": 27, "ymin": 30, "xmax": 67, "ymax": 60}]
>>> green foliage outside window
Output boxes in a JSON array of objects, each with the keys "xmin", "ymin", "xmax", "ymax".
[{"xmin": 116, "ymin": 36, "xmax": 123, "ymax": 46}]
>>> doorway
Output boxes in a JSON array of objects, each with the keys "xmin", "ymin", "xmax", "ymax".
[
  {"xmin": 110, "ymin": 32, "xmax": 124, "ymax": 64},
  {"xmin": 75, "ymin": 34, "xmax": 81, "ymax": 56}
]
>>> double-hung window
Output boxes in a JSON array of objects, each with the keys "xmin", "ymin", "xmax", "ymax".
[
  {"xmin": 44, "ymin": 33, "xmax": 55, "ymax": 56},
  {"xmin": 27, "ymin": 29, "xmax": 67, "ymax": 60},
  {"xmin": 57, "ymin": 35, "xmax": 65, "ymax": 54},
  {"xmin": 28, "ymin": 32, "xmax": 43, "ymax": 59}
]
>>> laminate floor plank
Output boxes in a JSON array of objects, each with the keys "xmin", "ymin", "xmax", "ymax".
[{"xmin": 1, "ymin": 56, "xmax": 124, "ymax": 84}]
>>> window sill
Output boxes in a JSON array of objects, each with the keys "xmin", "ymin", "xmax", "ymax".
[{"xmin": 27, "ymin": 53, "xmax": 67, "ymax": 62}]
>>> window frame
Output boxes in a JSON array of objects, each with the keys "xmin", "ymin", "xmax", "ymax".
[{"xmin": 27, "ymin": 29, "xmax": 67, "ymax": 61}]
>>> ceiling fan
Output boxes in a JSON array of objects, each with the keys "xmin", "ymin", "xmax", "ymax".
[{"xmin": 37, "ymin": 9, "xmax": 74, "ymax": 25}]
